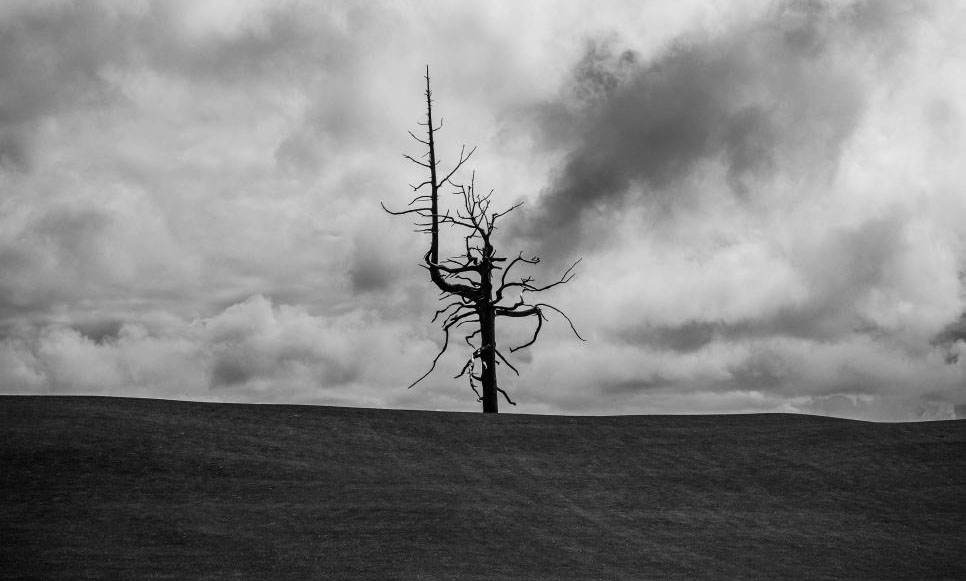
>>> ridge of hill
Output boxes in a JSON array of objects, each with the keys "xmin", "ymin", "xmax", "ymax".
[{"xmin": 1, "ymin": 396, "xmax": 963, "ymax": 579}]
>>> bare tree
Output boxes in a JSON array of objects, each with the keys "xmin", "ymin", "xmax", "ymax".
[{"xmin": 383, "ymin": 67, "xmax": 584, "ymax": 413}]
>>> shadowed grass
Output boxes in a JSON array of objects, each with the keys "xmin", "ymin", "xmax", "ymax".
[{"xmin": 1, "ymin": 396, "xmax": 963, "ymax": 579}]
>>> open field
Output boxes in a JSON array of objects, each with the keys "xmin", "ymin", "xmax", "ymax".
[{"xmin": 1, "ymin": 396, "xmax": 963, "ymax": 579}]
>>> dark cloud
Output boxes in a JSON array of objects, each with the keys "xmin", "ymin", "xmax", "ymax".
[
  {"xmin": 746, "ymin": 214, "xmax": 910, "ymax": 343},
  {"xmin": 211, "ymin": 355, "xmax": 252, "ymax": 387},
  {"xmin": 0, "ymin": 128, "xmax": 31, "ymax": 172},
  {"xmin": 70, "ymin": 320, "xmax": 124, "ymax": 345},
  {"xmin": 516, "ymin": 0, "xmax": 916, "ymax": 261},
  {"xmin": 32, "ymin": 206, "xmax": 112, "ymax": 264},
  {"xmin": 600, "ymin": 375, "xmax": 672, "ymax": 395},
  {"xmin": 0, "ymin": 2, "xmax": 338, "ymax": 171},
  {"xmin": 344, "ymin": 218, "xmax": 412, "ymax": 295},
  {"xmin": 348, "ymin": 252, "xmax": 399, "ymax": 294},
  {"xmin": 932, "ymin": 311, "xmax": 966, "ymax": 363},
  {"xmin": 722, "ymin": 345, "xmax": 885, "ymax": 399},
  {"xmin": 0, "ymin": 204, "xmax": 111, "ymax": 321},
  {"xmin": 0, "ymin": 1, "xmax": 958, "ymax": 419},
  {"xmin": 0, "ymin": 3, "xmax": 120, "ymax": 171},
  {"xmin": 614, "ymin": 214, "xmax": 923, "ymax": 352},
  {"xmin": 204, "ymin": 295, "xmax": 363, "ymax": 392},
  {"xmin": 620, "ymin": 321, "xmax": 720, "ymax": 353},
  {"xmin": 724, "ymin": 350, "xmax": 790, "ymax": 393}
]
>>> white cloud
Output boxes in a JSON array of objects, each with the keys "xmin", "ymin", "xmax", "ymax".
[
  {"xmin": 0, "ymin": 294, "xmax": 461, "ymax": 408},
  {"xmin": 0, "ymin": 0, "xmax": 964, "ymax": 420}
]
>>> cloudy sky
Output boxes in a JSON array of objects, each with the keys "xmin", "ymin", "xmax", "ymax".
[{"xmin": 1, "ymin": 0, "xmax": 964, "ymax": 420}]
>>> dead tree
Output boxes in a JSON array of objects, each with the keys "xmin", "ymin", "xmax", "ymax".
[{"xmin": 383, "ymin": 67, "xmax": 584, "ymax": 413}]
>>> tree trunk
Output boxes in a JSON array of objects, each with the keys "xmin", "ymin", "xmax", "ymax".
[
  {"xmin": 479, "ymin": 305, "xmax": 499, "ymax": 414},
  {"xmin": 390, "ymin": 69, "xmax": 582, "ymax": 411},
  {"xmin": 425, "ymin": 69, "xmax": 440, "ymax": 267}
]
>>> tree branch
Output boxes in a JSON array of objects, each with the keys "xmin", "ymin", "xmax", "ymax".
[
  {"xmin": 496, "ymin": 258, "xmax": 581, "ymax": 301},
  {"xmin": 495, "ymin": 349, "xmax": 520, "ymax": 376},
  {"xmin": 496, "ymin": 386, "xmax": 517, "ymax": 406},
  {"xmin": 381, "ymin": 201, "xmax": 431, "ymax": 216},
  {"xmin": 535, "ymin": 302, "xmax": 586, "ymax": 342},
  {"xmin": 438, "ymin": 145, "xmax": 477, "ymax": 187},
  {"xmin": 403, "ymin": 153, "xmax": 434, "ymax": 169},
  {"xmin": 407, "ymin": 326, "xmax": 451, "ymax": 389},
  {"xmin": 507, "ymin": 307, "xmax": 543, "ymax": 353},
  {"xmin": 387, "ymin": 67, "xmax": 584, "ymax": 410}
]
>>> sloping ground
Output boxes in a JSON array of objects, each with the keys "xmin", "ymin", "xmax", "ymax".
[{"xmin": 0, "ymin": 396, "xmax": 963, "ymax": 580}]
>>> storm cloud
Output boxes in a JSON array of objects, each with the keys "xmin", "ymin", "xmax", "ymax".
[
  {"xmin": 0, "ymin": 0, "xmax": 963, "ymax": 420},
  {"xmin": 519, "ymin": 0, "xmax": 918, "ymax": 260}
]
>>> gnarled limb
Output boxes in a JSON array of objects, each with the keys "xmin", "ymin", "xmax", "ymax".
[
  {"xmin": 385, "ymin": 67, "xmax": 583, "ymax": 412},
  {"xmin": 534, "ymin": 302, "xmax": 586, "ymax": 342},
  {"xmin": 495, "ymin": 349, "xmax": 520, "ymax": 376},
  {"xmin": 504, "ymin": 306, "xmax": 543, "ymax": 353},
  {"xmin": 496, "ymin": 258, "xmax": 581, "ymax": 304},
  {"xmin": 407, "ymin": 325, "xmax": 451, "ymax": 390},
  {"xmin": 496, "ymin": 386, "xmax": 517, "ymax": 406}
]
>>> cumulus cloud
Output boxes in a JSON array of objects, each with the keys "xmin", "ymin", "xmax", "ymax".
[
  {"xmin": 0, "ymin": 1, "xmax": 323, "ymax": 171},
  {"xmin": 0, "ymin": 0, "xmax": 963, "ymax": 420},
  {"xmin": 501, "ymin": 0, "xmax": 966, "ymax": 419},
  {"xmin": 517, "ymin": 0, "xmax": 923, "ymax": 260},
  {"xmin": 0, "ymin": 294, "xmax": 457, "ymax": 408}
]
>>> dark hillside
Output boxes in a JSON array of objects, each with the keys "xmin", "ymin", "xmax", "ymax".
[{"xmin": 1, "ymin": 396, "xmax": 963, "ymax": 579}]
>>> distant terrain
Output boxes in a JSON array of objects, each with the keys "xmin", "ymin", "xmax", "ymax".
[{"xmin": 1, "ymin": 396, "xmax": 963, "ymax": 580}]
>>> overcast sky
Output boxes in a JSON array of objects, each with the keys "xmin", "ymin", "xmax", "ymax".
[{"xmin": 1, "ymin": 0, "xmax": 964, "ymax": 420}]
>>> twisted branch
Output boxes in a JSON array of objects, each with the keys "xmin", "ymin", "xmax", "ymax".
[{"xmin": 383, "ymin": 66, "xmax": 584, "ymax": 408}]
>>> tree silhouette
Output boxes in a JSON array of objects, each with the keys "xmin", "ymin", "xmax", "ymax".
[{"xmin": 383, "ymin": 68, "xmax": 584, "ymax": 413}]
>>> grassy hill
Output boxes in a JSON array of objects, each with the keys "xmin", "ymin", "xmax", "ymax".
[{"xmin": 1, "ymin": 396, "xmax": 963, "ymax": 579}]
